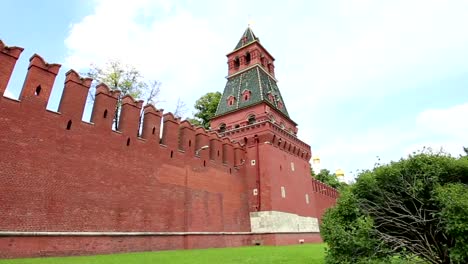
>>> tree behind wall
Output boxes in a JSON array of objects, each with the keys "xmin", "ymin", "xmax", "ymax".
[
  {"xmin": 86, "ymin": 60, "xmax": 161, "ymax": 130},
  {"xmin": 313, "ymin": 169, "xmax": 341, "ymax": 189},
  {"xmin": 188, "ymin": 91, "xmax": 221, "ymax": 129}
]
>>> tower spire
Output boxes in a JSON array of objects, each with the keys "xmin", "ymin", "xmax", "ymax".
[{"xmin": 213, "ymin": 27, "xmax": 296, "ymax": 129}]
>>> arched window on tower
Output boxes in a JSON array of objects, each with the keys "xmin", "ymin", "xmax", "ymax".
[
  {"xmin": 234, "ymin": 57, "xmax": 240, "ymax": 68},
  {"xmin": 242, "ymin": 90, "xmax": 251, "ymax": 101},
  {"xmin": 219, "ymin": 123, "xmax": 226, "ymax": 133},
  {"xmin": 248, "ymin": 114, "xmax": 256, "ymax": 125},
  {"xmin": 267, "ymin": 92, "xmax": 275, "ymax": 102},
  {"xmin": 277, "ymin": 100, "xmax": 284, "ymax": 109},
  {"xmin": 227, "ymin": 95, "xmax": 236, "ymax": 106},
  {"xmin": 268, "ymin": 63, "xmax": 274, "ymax": 74},
  {"xmin": 245, "ymin": 52, "xmax": 251, "ymax": 65}
]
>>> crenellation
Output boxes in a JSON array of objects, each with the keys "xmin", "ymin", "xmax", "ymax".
[
  {"xmin": 19, "ymin": 54, "xmax": 61, "ymax": 107},
  {"xmin": 0, "ymin": 40, "xmax": 24, "ymax": 59},
  {"xmin": 119, "ymin": 95, "xmax": 144, "ymax": 136},
  {"xmin": 0, "ymin": 40, "xmax": 23, "ymax": 97},
  {"xmin": 58, "ymin": 70, "xmax": 92, "ymax": 119},
  {"xmin": 195, "ymin": 127, "xmax": 210, "ymax": 160},
  {"xmin": 141, "ymin": 104, "xmax": 162, "ymax": 140},
  {"xmin": 91, "ymin": 83, "xmax": 120, "ymax": 130},
  {"xmin": 234, "ymin": 144, "xmax": 246, "ymax": 167},
  {"xmin": 222, "ymin": 138, "xmax": 235, "ymax": 166},
  {"xmin": 160, "ymin": 112, "xmax": 180, "ymax": 149},
  {"xmin": 179, "ymin": 120, "xmax": 195, "ymax": 155},
  {"xmin": 208, "ymin": 133, "xmax": 223, "ymax": 163}
]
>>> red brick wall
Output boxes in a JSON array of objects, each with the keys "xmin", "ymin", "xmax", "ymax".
[
  {"xmin": 0, "ymin": 235, "xmax": 256, "ymax": 258},
  {"xmin": 0, "ymin": 46, "xmax": 252, "ymax": 257},
  {"xmin": 0, "ymin": 40, "xmax": 337, "ymax": 259}
]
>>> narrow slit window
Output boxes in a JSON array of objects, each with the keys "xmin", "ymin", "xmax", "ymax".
[
  {"xmin": 35, "ymin": 85, "xmax": 41, "ymax": 96},
  {"xmin": 189, "ymin": 140, "xmax": 192, "ymax": 147},
  {"xmin": 203, "ymin": 160, "xmax": 206, "ymax": 167},
  {"xmin": 170, "ymin": 150, "xmax": 173, "ymax": 158},
  {"xmin": 66, "ymin": 120, "xmax": 72, "ymax": 130},
  {"xmin": 217, "ymin": 150, "xmax": 220, "ymax": 157},
  {"xmin": 152, "ymin": 127, "xmax": 156, "ymax": 135},
  {"xmin": 234, "ymin": 57, "xmax": 240, "ymax": 68},
  {"xmin": 247, "ymin": 115, "xmax": 255, "ymax": 124},
  {"xmin": 126, "ymin": 138, "xmax": 130, "ymax": 146},
  {"xmin": 103, "ymin": 109, "xmax": 108, "ymax": 119}
]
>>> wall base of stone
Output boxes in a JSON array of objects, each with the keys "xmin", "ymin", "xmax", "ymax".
[{"xmin": 0, "ymin": 233, "xmax": 322, "ymax": 259}]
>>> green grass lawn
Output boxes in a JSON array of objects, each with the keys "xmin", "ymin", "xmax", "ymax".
[{"xmin": 0, "ymin": 243, "xmax": 326, "ymax": 264}]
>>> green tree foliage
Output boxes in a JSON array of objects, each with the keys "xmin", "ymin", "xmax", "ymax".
[
  {"xmin": 86, "ymin": 60, "xmax": 161, "ymax": 130},
  {"xmin": 321, "ymin": 150, "xmax": 468, "ymax": 264},
  {"xmin": 314, "ymin": 169, "xmax": 341, "ymax": 189},
  {"xmin": 435, "ymin": 184, "xmax": 468, "ymax": 263},
  {"xmin": 188, "ymin": 92, "xmax": 221, "ymax": 129},
  {"xmin": 321, "ymin": 185, "xmax": 390, "ymax": 264}
]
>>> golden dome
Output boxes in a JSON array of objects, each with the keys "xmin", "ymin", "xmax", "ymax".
[
  {"xmin": 335, "ymin": 169, "xmax": 345, "ymax": 177},
  {"xmin": 312, "ymin": 156, "xmax": 320, "ymax": 164}
]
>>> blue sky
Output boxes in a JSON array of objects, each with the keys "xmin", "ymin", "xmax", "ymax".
[{"xmin": 1, "ymin": 0, "xmax": 467, "ymax": 182}]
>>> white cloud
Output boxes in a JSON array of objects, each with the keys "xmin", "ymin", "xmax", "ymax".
[
  {"xmin": 65, "ymin": 0, "xmax": 228, "ymax": 113},
  {"xmin": 417, "ymin": 103, "xmax": 468, "ymax": 139},
  {"xmin": 65, "ymin": 0, "xmax": 468, "ymax": 178},
  {"xmin": 314, "ymin": 103, "xmax": 468, "ymax": 179}
]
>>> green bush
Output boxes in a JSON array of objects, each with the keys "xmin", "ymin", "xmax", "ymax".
[{"xmin": 321, "ymin": 150, "xmax": 468, "ymax": 264}]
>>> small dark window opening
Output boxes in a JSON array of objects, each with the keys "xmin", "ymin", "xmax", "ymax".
[
  {"xmin": 189, "ymin": 140, "xmax": 192, "ymax": 147},
  {"xmin": 228, "ymin": 96, "xmax": 236, "ymax": 106},
  {"xmin": 170, "ymin": 150, "xmax": 173, "ymax": 158},
  {"xmin": 219, "ymin": 124, "xmax": 226, "ymax": 133},
  {"xmin": 126, "ymin": 138, "xmax": 131, "ymax": 146},
  {"xmin": 235, "ymin": 124, "xmax": 240, "ymax": 128},
  {"xmin": 66, "ymin": 120, "xmax": 72, "ymax": 130},
  {"xmin": 229, "ymin": 168, "xmax": 232, "ymax": 174},
  {"xmin": 244, "ymin": 137, "xmax": 248, "ymax": 145},
  {"xmin": 203, "ymin": 160, "xmax": 206, "ymax": 167},
  {"xmin": 217, "ymin": 150, "xmax": 220, "ymax": 157},
  {"xmin": 35, "ymin": 85, "xmax": 41, "ymax": 96},
  {"xmin": 234, "ymin": 57, "xmax": 240, "ymax": 68},
  {"xmin": 245, "ymin": 52, "xmax": 251, "ymax": 64},
  {"xmin": 248, "ymin": 115, "xmax": 256, "ymax": 125},
  {"xmin": 244, "ymin": 95, "xmax": 248, "ymax": 100},
  {"xmin": 152, "ymin": 127, "xmax": 156, "ymax": 135},
  {"xmin": 103, "ymin": 109, "xmax": 108, "ymax": 119}
]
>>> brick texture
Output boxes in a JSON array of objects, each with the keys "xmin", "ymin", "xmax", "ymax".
[{"xmin": 0, "ymin": 39, "xmax": 337, "ymax": 259}]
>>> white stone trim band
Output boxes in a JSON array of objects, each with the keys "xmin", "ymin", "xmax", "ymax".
[
  {"xmin": 250, "ymin": 211, "xmax": 320, "ymax": 233},
  {"xmin": 0, "ymin": 231, "xmax": 319, "ymax": 237}
]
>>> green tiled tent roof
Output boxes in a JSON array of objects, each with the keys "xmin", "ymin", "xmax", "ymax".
[
  {"xmin": 234, "ymin": 27, "xmax": 259, "ymax": 50},
  {"xmin": 215, "ymin": 67, "xmax": 290, "ymax": 117}
]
